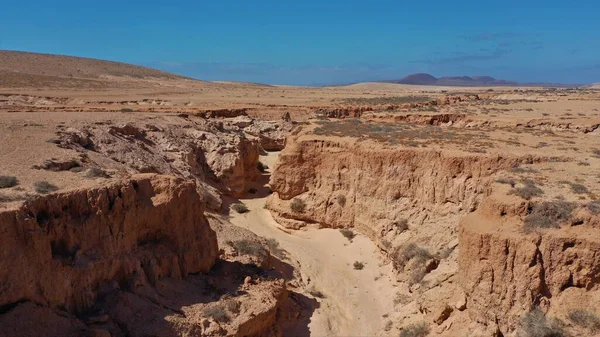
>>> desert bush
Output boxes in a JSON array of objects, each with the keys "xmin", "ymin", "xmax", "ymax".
[
  {"xmin": 0, "ymin": 176, "xmax": 18, "ymax": 189},
  {"xmin": 203, "ymin": 304, "xmax": 229, "ymax": 322},
  {"xmin": 340, "ymin": 228, "xmax": 356, "ymax": 241},
  {"xmin": 353, "ymin": 261, "xmax": 365, "ymax": 270},
  {"xmin": 336, "ymin": 194, "xmax": 346, "ymax": 206},
  {"xmin": 510, "ymin": 179, "xmax": 544, "ymax": 200},
  {"xmin": 395, "ymin": 219, "xmax": 409, "ymax": 232},
  {"xmin": 559, "ymin": 181, "xmax": 589, "ymax": 194},
  {"xmin": 496, "ymin": 178, "xmax": 516, "ymax": 187},
  {"xmin": 524, "ymin": 201, "xmax": 575, "ymax": 232},
  {"xmin": 511, "ymin": 167, "xmax": 539, "ymax": 174},
  {"xmin": 518, "ymin": 308, "xmax": 565, "ymax": 337},
  {"xmin": 232, "ymin": 203, "xmax": 249, "ymax": 213},
  {"xmin": 308, "ymin": 287, "xmax": 326, "ymax": 299},
  {"xmin": 120, "ymin": 108, "xmax": 134, "ymax": 113},
  {"xmin": 396, "ymin": 243, "xmax": 432, "ymax": 267},
  {"xmin": 290, "ymin": 198, "xmax": 306, "ymax": 213},
  {"xmin": 85, "ymin": 167, "xmax": 109, "ymax": 179},
  {"xmin": 399, "ymin": 322, "xmax": 430, "ymax": 337},
  {"xmin": 227, "ymin": 239, "xmax": 263, "ymax": 256},
  {"xmin": 266, "ymin": 238, "xmax": 285, "ymax": 259},
  {"xmin": 224, "ymin": 299, "xmax": 241, "ymax": 314},
  {"xmin": 587, "ymin": 200, "xmax": 600, "ymax": 215},
  {"xmin": 592, "ymin": 149, "xmax": 600, "ymax": 158},
  {"xmin": 34, "ymin": 181, "xmax": 58, "ymax": 194},
  {"xmin": 568, "ymin": 310, "xmax": 600, "ymax": 332},
  {"xmin": 257, "ymin": 161, "xmax": 267, "ymax": 173}
]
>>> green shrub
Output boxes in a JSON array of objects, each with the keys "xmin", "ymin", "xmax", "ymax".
[
  {"xmin": 290, "ymin": 198, "xmax": 306, "ymax": 213},
  {"xmin": 0, "ymin": 176, "xmax": 18, "ymax": 189},
  {"xmin": 34, "ymin": 181, "xmax": 58, "ymax": 194}
]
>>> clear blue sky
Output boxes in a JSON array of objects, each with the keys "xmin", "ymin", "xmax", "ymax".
[{"xmin": 1, "ymin": 0, "xmax": 599, "ymax": 85}]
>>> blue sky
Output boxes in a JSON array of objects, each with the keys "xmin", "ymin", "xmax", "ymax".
[{"xmin": 1, "ymin": 0, "xmax": 599, "ymax": 85}]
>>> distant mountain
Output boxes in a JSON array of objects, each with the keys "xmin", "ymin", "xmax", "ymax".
[{"xmin": 382, "ymin": 73, "xmax": 519, "ymax": 87}]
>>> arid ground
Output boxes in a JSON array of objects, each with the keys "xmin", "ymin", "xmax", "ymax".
[{"xmin": 1, "ymin": 51, "xmax": 599, "ymax": 337}]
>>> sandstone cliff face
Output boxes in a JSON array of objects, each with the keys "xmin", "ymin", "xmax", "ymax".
[
  {"xmin": 0, "ymin": 174, "xmax": 218, "ymax": 313},
  {"xmin": 268, "ymin": 136, "xmax": 541, "ymax": 253},
  {"xmin": 0, "ymin": 175, "xmax": 291, "ymax": 337},
  {"xmin": 459, "ymin": 196, "xmax": 600, "ymax": 335}
]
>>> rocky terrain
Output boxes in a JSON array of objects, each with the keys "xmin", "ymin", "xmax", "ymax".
[{"xmin": 1, "ymin": 51, "xmax": 599, "ymax": 336}]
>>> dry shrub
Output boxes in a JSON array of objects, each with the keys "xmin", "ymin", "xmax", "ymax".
[
  {"xmin": 399, "ymin": 322, "xmax": 430, "ymax": 337},
  {"xmin": 510, "ymin": 179, "xmax": 544, "ymax": 200},
  {"xmin": 203, "ymin": 304, "xmax": 229, "ymax": 322},
  {"xmin": 340, "ymin": 228, "xmax": 356, "ymax": 241},
  {"xmin": 524, "ymin": 201, "xmax": 574, "ymax": 232},
  {"xmin": 34, "ymin": 181, "xmax": 58, "ymax": 194},
  {"xmin": 308, "ymin": 287, "xmax": 325, "ymax": 299},
  {"xmin": 559, "ymin": 181, "xmax": 589, "ymax": 194},
  {"xmin": 0, "ymin": 176, "xmax": 18, "ymax": 189},
  {"xmin": 336, "ymin": 194, "xmax": 346, "ymax": 206},
  {"xmin": 518, "ymin": 308, "xmax": 565, "ymax": 337},
  {"xmin": 290, "ymin": 198, "xmax": 306, "ymax": 213},
  {"xmin": 226, "ymin": 240, "xmax": 263, "ymax": 256},
  {"xmin": 395, "ymin": 218, "xmax": 409, "ymax": 232},
  {"xmin": 232, "ymin": 203, "xmax": 249, "ymax": 213},
  {"xmin": 266, "ymin": 238, "xmax": 285, "ymax": 259},
  {"xmin": 568, "ymin": 310, "xmax": 600, "ymax": 333},
  {"xmin": 353, "ymin": 261, "xmax": 365, "ymax": 270}
]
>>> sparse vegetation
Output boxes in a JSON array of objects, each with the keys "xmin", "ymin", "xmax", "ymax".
[
  {"xmin": 34, "ymin": 181, "xmax": 58, "ymax": 194},
  {"xmin": 340, "ymin": 95, "xmax": 431, "ymax": 106},
  {"xmin": 519, "ymin": 308, "xmax": 565, "ymax": 337},
  {"xmin": 587, "ymin": 200, "xmax": 600, "ymax": 214},
  {"xmin": 496, "ymin": 178, "xmax": 517, "ymax": 187},
  {"xmin": 85, "ymin": 167, "xmax": 109, "ymax": 179},
  {"xmin": 399, "ymin": 322, "xmax": 430, "ymax": 337},
  {"xmin": 395, "ymin": 219, "xmax": 409, "ymax": 232},
  {"xmin": 226, "ymin": 239, "xmax": 264, "ymax": 256},
  {"xmin": 393, "ymin": 243, "xmax": 433, "ymax": 285},
  {"xmin": 340, "ymin": 228, "xmax": 356, "ymax": 241},
  {"xmin": 290, "ymin": 198, "xmax": 306, "ymax": 213},
  {"xmin": 203, "ymin": 304, "xmax": 229, "ymax": 322},
  {"xmin": 257, "ymin": 161, "xmax": 267, "ymax": 173},
  {"xmin": 568, "ymin": 310, "xmax": 600, "ymax": 333},
  {"xmin": 524, "ymin": 201, "xmax": 575, "ymax": 232},
  {"xmin": 232, "ymin": 203, "xmax": 249, "ymax": 213},
  {"xmin": 266, "ymin": 238, "xmax": 285, "ymax": 259},
  {"xmin": 510, "ymin": 179, "xmax": 544, "ymax": 200},
  {"xmin": 120, "ymin": 108, "xmax": 134, "ymax": 113},
  {"xmin": 336, "ymin": 194, "xmax": 346, "ymax": 206},
  {"xmin": 308, "ymin": 287, "xmax": 326, "ymax": 299},
  {"xmin": 353, "ymin": 261, "xmax": 365, "ymax": 270},
  {"xmin": 559, "ymin": 180, "xmax": 589, "ymax": 194},
  {"xmin": 0, "ymin": 176, "xmax": 18, "ymax": 189}
]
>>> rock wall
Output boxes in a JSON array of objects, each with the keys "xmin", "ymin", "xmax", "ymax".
[
  {"xmin": 267, "ymin": 136, "xmax": 542, "ymax": 254},
  {"xmin": 459, "ymin": 197, "xmax": 600, "ymax": 334},
  {"xmin": 0, "ymin": 174, "xmax": 218, "ymax": 313}
]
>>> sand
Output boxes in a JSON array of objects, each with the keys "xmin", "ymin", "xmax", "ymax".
[{"xmin": 229, "ymin": 151, "xmax": 397, "ymax": 336}]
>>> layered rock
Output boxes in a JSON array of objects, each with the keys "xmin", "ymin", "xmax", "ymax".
[
  {"xmin": 0, "ymin": 174, "xmax": 218, "ymax": 313},
  {"xmin": 0, "ymin": 174, "xmax": 292, "ymax": 337},
  {"xmin": 56, "ymin": 116, "xmax": 262, "ymax": 203},
  {"xmin": 459, "ymin": 195, "xmax": 600, "ymax": 335}
]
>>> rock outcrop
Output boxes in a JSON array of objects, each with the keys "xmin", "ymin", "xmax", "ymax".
[
  {"xmin": 0, "ymin": 174, "xmax": 218, "ymax": 313},
  {"xmin": 459, "ymin": 195, "xmax": 600, "ymax": 335}
]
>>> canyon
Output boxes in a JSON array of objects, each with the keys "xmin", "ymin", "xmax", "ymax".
[{"xmin": 1, "ymin": 51, "xmax": 600, "ymax": 336}]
